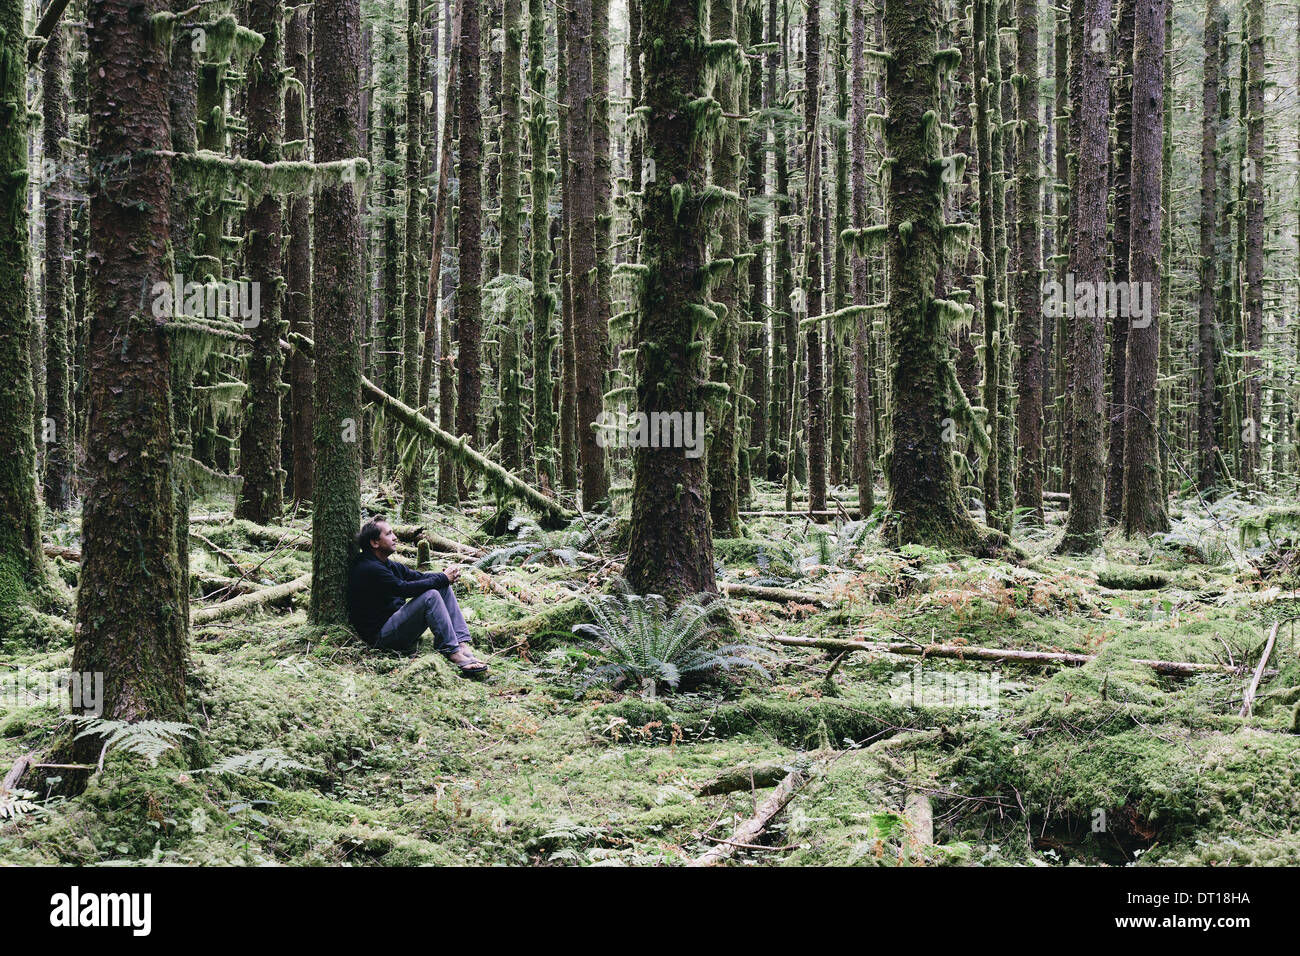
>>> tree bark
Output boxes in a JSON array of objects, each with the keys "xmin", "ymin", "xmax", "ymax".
[
  {"xmin": 285, "ymin": 6, "xmax": 314, "ymax": 504},
  {"xmin": 1197, "ymin": 0, "xmax": 1220, "ymax": 493}
]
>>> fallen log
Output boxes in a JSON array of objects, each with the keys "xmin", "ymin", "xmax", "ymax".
[
  {"xmin": 721, "ymin": 582, "xmax": 836, "ymax": 606},
  {"xmin": 289, "ymin": 333, "xmax": 574, "ymax": 526},
  {"xmin": 740, "ymin": 510, "xmax": 863, "ymax": 519},
  {"xmin": 904, "ymin": 793, "xmax": 934, "ymax": 846},
  {"xmin": 2, "ymin": 753, "xmax": 34, "ymax": 793},
  {"xmin": 1240, "ymin": 620, "xmax": 1281, "ymax": 718},
  {"xmin": 391, "ymin": 525, "xmax": 482, "ymax": 557},
  {"xmin": 42, "ymin": 544, "xmax": 81, "ymax": 562},
  {"xmin": 772, "ymin": 635, "xmax": 1265, "ymax": 678},
  {"xmin": 690, "ymin": 765, "xmax": 813, "ymax": 866},
  {"xmin": 191, "ymin": 574, "xmax": 311, "ymax": 625},
  {"xmin": 697, "ymin": 762, "xmax": 796, "ymax": 797}
]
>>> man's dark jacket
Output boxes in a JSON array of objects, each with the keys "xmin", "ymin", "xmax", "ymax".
[{"xmin": 348, "ymin": 551, "xmax": 449, "ymax": 644}]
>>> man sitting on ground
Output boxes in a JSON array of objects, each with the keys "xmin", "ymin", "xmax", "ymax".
[{"xmin": 347, "ymin": 517, "xmax": 488, "ymax": 677}]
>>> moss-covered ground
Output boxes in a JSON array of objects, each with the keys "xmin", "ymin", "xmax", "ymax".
[{"xmin": 4, "ymin": 483, "xmax": 1300, "ymax": 866}]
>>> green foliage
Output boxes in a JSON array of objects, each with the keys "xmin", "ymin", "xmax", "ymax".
[
  {"xmin": 571, "ymin": 585, "xmax": 771, "ymax": 692},
  {"xmin": 67, "ymin": 717, "xmax": 197, "ymax": 767}
]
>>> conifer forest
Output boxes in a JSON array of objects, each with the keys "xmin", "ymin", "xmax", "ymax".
[{"xmin": 5, "ymin": 0, "xmax": 1300, "ymax": 881}]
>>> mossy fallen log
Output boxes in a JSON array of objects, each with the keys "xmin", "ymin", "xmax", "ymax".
[
  {"xmin": 690, "ymin": 763, "xmax": 820, "ymax": 866},
  {"xmin": 773, "ymin": 635, "xmax": 1263, "ymax": 678},
  {"xmin": 288, "ymin": 333, "xmax": 574, "ymax": 527},
  {"xmin": 191, "ymin": 574, "xmax": 311, "ymax": 624},
  {"xmin": 483, "ymin": 598, "xmax": 588, "ymax": 651},
  {"xmin": 721, "ymin": 582, "xmax": 836, "ymax": 606},
  {"xmin": 697, "ymin": 761, "xmax": 800, "ymax": 796}
]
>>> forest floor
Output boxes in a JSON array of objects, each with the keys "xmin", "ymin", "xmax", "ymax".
[{"xmin": 4, "ymin": 481, "xmax": 1300, "ymax": 866}]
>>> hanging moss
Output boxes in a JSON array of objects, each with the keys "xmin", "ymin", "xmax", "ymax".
[{"xmin": 174, "ymin": 152, "xmax": 370, "ymax": 206}]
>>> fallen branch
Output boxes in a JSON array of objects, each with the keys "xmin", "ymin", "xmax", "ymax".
[
  {"xmin": 721, "ymin": 581, "xmax": 836, "ymax": 606},
  {"xmin": 191, "ymin": 574, "xmax": 311, "ymax": 625},
  {"xmin": 2, "ymin": 753, "xmax": 35, "ymax": 793},
  {"xmin": 290, "ymin": 333, "xmax": 574, "ymax": 526},
  {"xmin": 772, "ymin": 635, "xmax": 1264, "ymax": 677},
  {"xmin": 1240, "ymin": 620, "xmax": 1281, "ymax": 718},
  {"xmin": 740, "ymin": 510, "xmax": 862, "ymax": 519},
  {"xmin": 691, "ymin": 766, "xmax": 813, "ymax": 866}
]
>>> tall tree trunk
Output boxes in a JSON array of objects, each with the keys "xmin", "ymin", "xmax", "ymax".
[
  {"xmin": 400, "ymin": 0, "xmax": 425, "ymax": 517},
  {"xmin": 285, "ymin": 6, "xmax": 314, "ymax": 504},
  {"xmin": 0, "ymin": 0, "xmax": 53, "ymax": 637},
  {"xmin": 566, "ymin": 0, "xmax": 608, "ymax": 506},
  {"xmin": 310, "ymin": 0, "xmax": 366, "ymax": 625},
  {"xmin": 1240, "ymin": 0, "xmax": 1265, "ymax": 487},
  {"xmin": 74, "ymin": 0, "xmax": 186, "ymax": 727},
  {"xmin": 1057, "ymin": 0, "xmax": 1112, "ymax": 553},
  {"xmin": 557, "ymin": 7, "xmax": 578, "ymax": 494},
  {"xmin": 528, "ymin": 0, "xmax": 556, "ymax": 490},
  {"xmin": 236, "ymin": 0, "xmax": 286, "ymax": 526},
  {"xmin": 1197, "ymin": 0, "xmax": 1220, "ymax": 493},
  {"xmin": 456, "ymin": 0, "xmax": 484, "ymax": 498},
  {"xmin": 1105, "ymin": 0, "xmax": 1135, "ymax": 520},
  {"xmin": 974, "ymin": 0, "xmax": 1000, "ymax": 525},
  {"xmin": 625, "ymin": 0, "xmax": 717, "ymax": 601},
  {"xmin": 707, "ymin": 0, "xmax": 743, "ymax": 536},
  {"xmin": 850, "ymin": 0, "xmax": 874, "ymax": 514},
  {"xmin": 881, "ymin": 0, "xmax": 987, "ymax": 552},
  {"xmin": 42, "ymin": 25, "xmax": 73, "ymax": 512},
  {"xmin": 1119, "ymin": 0, "xmax": 1169, "ymax": 536},
  {"xmin": 804, "ymin": 0, "xmax": 827, "ymax": 514},
  {"xmin": 1012, "ymin": 0, "xmax": 1043, "ymax": 522}
]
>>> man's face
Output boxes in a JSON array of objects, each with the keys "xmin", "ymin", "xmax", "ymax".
[{"xmin": 370, "ymin": 522, "xmax": 398, "ymax": 558}]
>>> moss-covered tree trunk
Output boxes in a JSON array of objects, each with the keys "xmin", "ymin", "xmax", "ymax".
[
  {"xmin": 1119, "ymin": 0, "xmax": 1169, "ymax": 536},
  {"xmin": 1057, "ymin": 0, "xmax": 1111, "ymax": 553},
  {"xmin": 42, "ymin": 24, "xmax": 73, "ymax": 512},
  {"xmin": 73, "ymin": 0, "xmax": 187, "ymax": 725},
  {"xmin": 528, "ymin": 0, "xmax": 555, "ymax": 490},
  {"xmin": 235, "ymin": 0, "xmax": 286, "ymax": 526},
  {"xmin": 1239, "ymin": 0, "xmax": 1264, "ymax": 488},
  {"xmin": 556, "ymin": 7, "xmax": 578, "ymax": 495},
  {"xmin": 973, "ymin": 0, "xmax": 1000, "ymax": 524},
  {"xmin": 400, "ymin": 0, "xmax": 425, "ymax": 517},
  {"xmin": 1196, "ymin": 0, "xmax": 1220, "ymax": 493},
  {"xmin": 285, "ymin": 5, "xmax": 313, "ymax": 504},
  {"xmin": 706, "ymin": 0, "xmax": 743, "ymax": 536},
  {"xmin": 850, "ymin": 0, "xmax": 873, "ymax": 514},
  {"xmin": 828, "ymin": 0, "xmax": 849, "ymax": 489},
  {"xmin": 566, "ymin": 0, "xmax": 607, "ymax": 507},
  {"xmin": 804, "ymin": 0, "xmax": 827, "ymax": 515},
  {"xmin": 880, "ymin": 0, "xmax": 985, "ymax": 551},
  {"xmin": 770, "ymin": 0, "xmax": 794, "ymax": 482},
  {"xmin": 591, "ymin": 0, "xmax": 613, "ymax": 386},
  {"xmin": 456, "ymin": 0, "xmax": 484, "ymax": 499},
  {"xmin": 1104, "ymin": 0, "xmax": 1134, "ymax": 520},
  {"xmin": 500, "ymin": 0, "xmax": 522, "ymax": 280},
  {"xmin": 625, "ymin": 0, "xmax": 717, "ymax": 602},
  {"xmin": 1011, "ymin": 0, "xmax": 1042, "ymax": 523},
  {"xmin": 743, "ymin": 0, "xmax": 767, "ymax": 501},
  {"xmin": 0, "ymin": 0, "xmax": 53, "ymax": 638},
  {"xmin": 309, "ymin": 0, "xmax": 365, "ymax": 625}
]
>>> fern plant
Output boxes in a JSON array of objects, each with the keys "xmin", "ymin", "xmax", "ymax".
[
  {"xmin": 194, "ymin": 748, "xmax": 318, "ymax": 777},
  {"xmin": 65, "ymin": 716, "xmax": 196, "ymax": 767},
  {"xmin": 0, "ymin": 787, "xmax": 43, "ymax": 821},
  {"xmin": 571, "ymin": 584, "xmax": 772, "ymax": 693}
]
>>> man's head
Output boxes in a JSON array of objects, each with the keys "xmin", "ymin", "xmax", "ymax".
[{"xmin": 356, "ymin": 517, "xmax": 398, "ymax": 560}]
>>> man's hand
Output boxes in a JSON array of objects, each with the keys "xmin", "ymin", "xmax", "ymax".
[{"xmin": 444, "ymin": 565, "xmax": 463, "ymax": 584}]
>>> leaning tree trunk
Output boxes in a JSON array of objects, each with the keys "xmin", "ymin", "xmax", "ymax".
[
  {"xmin": 1120, "ymin": 0, "xmax": 1170, "ymax": 536},
  {"xmin": 309, "ymin": 0, "xmax": 366, "ymax": 625},
  {"xmin": 880, "ymin": 0, "xmax": 987, "ymax": 552},
  {"xmin": 42, "ymin": 24, "xmax": 73, "ymax": 512},
  {"xmin": 73, "ymin": 0, "xmax": 187, "ymax": 729},
  {"xmin": 1012, "ymin": 0, "xmax": 1043, "ymax": 523},
  {"xmin": 625, "ymin": 0, "xmax": 717, "ymax": 602},
  {"xmin": 235, "ymin": 0, "xmax": 286, "ymax": 526},
  {"xmin": 1057, "ymin": 0, "xmax": 1112, "ymax": 553},
  {"xmin": 1197, "ymin": 0, "xmax": 1220, "ymax": 493},
  {"xmin": 0, "ymin": 0, "xmax": 53, "ymax": 638}
]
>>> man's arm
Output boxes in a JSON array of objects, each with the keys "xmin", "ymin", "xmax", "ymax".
[{"xmin": 389, "ymin": 560, "xmax": 450, "ymax": 592}]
